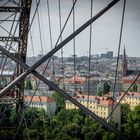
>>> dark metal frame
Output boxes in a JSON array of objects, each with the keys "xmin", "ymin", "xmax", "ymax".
[{"xmin": 0, "ymin": 0, "xmax": 32, "ymax": 139}]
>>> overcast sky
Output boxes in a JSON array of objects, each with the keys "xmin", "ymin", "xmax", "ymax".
[{"xmin": 1, "ymin": 0, "xmax": 139, "ymax": 57}]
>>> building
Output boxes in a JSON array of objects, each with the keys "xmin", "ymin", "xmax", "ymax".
[
  {"xmin": 0, "ymin": 70, "xmax": 15, "ymax": 88},
  {"xmin": 24, "ymin": 96, "xmax": 56, "ymax": 115},
  {"xmin": 64, "ymin": 77, "xmax": 102, "ymax": 95},
  {"xmin": 83, "ymin": 80, "xmax": 99, "ymax": 95},
  {"xmin": 107, "ymin": 51, "xmax": 113, "ymax": 59},
  {"xmin": 66, "ymin": 93, "xmax": 121, "ymax": 129},
  {"xmin": 100, "ymin": 51, "xmax": 113, "ymax": 59},
  {"xmin": 64, "ymin": 76, "xmax": 86, "ymax": 92},
  {"xmin": 29, "ymin": 74, "xmax": 50, "ymax": 91},
  {"xmin": 116, "ymin": 92, "xmax": 140, "ymax": 110},
  {"xmin": 105, "ymin": 92, "xmax": 140, "ymax": 110},
  {"xmin": 0, "ymin": 70, "xmax": 15, "ymax": 98},
  {"xmin": 123, "ymin": 79, "xmax": 140, "ymax": 92},
  {"xmin": 100, "ymin": 53, "xmax": 107, "ymax": 59},
  {"xmin": 24, "ymin": 89, "xmax": 54, "ymax": 97},
  {"xmin": 121, "ymin": 48, "xmax": 139, "ymax": 77}
]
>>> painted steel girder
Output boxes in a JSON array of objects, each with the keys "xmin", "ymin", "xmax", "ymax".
[{"xmin": 0, "ymin": 7, "xmax": 20, "ymax": 12}]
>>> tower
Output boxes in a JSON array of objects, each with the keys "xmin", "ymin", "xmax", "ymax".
[
  {"xmin": 0, "ymin": 1, "xmax": 32, "ymax": 139},
  {"xmin": 122, "ymin": 47, "xmax": 128, "ymax": 77}
]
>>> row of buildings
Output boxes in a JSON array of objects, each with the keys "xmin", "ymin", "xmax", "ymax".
[
  {"xmin": 66, "ymin": 91, "xmax": 140, "ymax": 129},
  {"xmin": 22, "ymin": 89, "xmax": 140, "ymax": 130},
  {"xmin": 1, "ymin": 49, "xmax": 140, "ymax": 129}
]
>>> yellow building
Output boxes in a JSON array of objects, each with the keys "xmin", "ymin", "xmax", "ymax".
[
  {"xmin": 66, "ymin": 94, "xmax": 121, "ymax": 129},
  {"xmin": 117, "ymin": 92, "xmax": 140, "ymax": 110}
]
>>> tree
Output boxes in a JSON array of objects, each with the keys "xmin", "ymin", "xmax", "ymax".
[
  {"xmin": 0, "ymin": 105, "xmax": 15, "ymax": 138},
  {"xmin": 121, "ymin": 104, "xmax": 131, "ymax": 125},
  {"xmin": 23, "ymin": 108, "xmax": 49, "ymax": 139},
  {"xmin": 0, "ymin": 105, "xmax": 13, "ymax": 127},
  {"xmin": 97, "ymin": 82, "xmax": 111, "ymax": 96},
  {"xmin": 124, "ymin": 105, "xmax": 140, "ymax": 139},
  {"xmin": 97, "ymin": 90, "xmax": 103, "ymax": 96},
  {"xmin": 51, "ymin": 92, "xmax": 65, "ymax": 112},
  {"xmin": 82, "ymin": 117, "xmax": 101, "ymax": 140},
  {"xmin": 130, "ymin": 83, "xmax": 137, "ymax": 92},
  {"xmin": 24, "ymin": 79, "xmax": 32, "ymax": 90},
  {"xmin": 102, "ymin": 131, "xmax": 117, "ymax": 140},
  {"xmin": 103, "ymin": 82, "xmax": 111, "ymax": 94}
]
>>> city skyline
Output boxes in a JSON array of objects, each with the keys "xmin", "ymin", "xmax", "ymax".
[{"xmin": 26, "ymin": 0, "xmax": 140, "ymax": 57}]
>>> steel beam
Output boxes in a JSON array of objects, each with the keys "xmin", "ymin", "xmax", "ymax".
[
  {"xmin": 0, "ymin": 7, "xmax": 20, "ymax": 12},
  {"xmin": 0, "ymin": 20, "xmax": 19, "ymax": 22},
  {"xmin": 0, "ymin": 53, "xmax": 20, "ymax": 58},
  {"xmin": 0, "ymin": 1, "xmax": 31, "ymax": 139},
  {"xmin": 0, "ymin": 97, "xmax": 17, "ymax": 104},
  {"xmin": 0, "ymin": 45, "xmax": 127, "ymax": 140},
  {"xmin": 16, "ymin": 0, "xmax": 32, "ymax": 139},
  {"xmin": 0, "ymin": 37, "xmax": 20, "ymax": 42}
]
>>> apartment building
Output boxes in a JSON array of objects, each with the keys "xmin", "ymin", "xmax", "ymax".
[
  {"xmin": 116, "ymin": 92, "xmax": 140, "ymax": 110},
  {"xmin": 66, "ymin": 93, "xmax": 121, "ymax": 129},
  {"xmin": 24, "ymin": 96, "xmax": 56, "ymax": 115}
]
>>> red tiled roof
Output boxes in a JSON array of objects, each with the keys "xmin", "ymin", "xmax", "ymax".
[
  {"xmin": 24, "ymin": 96, "xmax": 55, "ymax": 103},
  {"xmin": 74, "ymin": 92, "xmax": 116, "ymax": 106},
  {"xmin": 123, "ymin": 79, "xmax": 140, "ymax": 84},
  {"xmin": 117, "ymin": 92, "xmax": 140, "ymax": 98},
  {"xmin": 65, "ymin": 76, "xmax": 86, "ymax": 84},
  {"xmin": 105, "ymin": 92, "xmax": 140, "ymax": 99}
]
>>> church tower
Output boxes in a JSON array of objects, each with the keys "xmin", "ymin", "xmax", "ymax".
[{"xmin": 122, "ymin": 47, "xmax": 128, "ymax": 77}]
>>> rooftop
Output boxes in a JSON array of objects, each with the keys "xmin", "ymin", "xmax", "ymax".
[
  {"xmin": 65, "ymin": 76, "xmax": 86, "ymax": 84},
  {"xmin": 24, "ymin": 96, "xmax": 55, "ymax": 103},
  {"xmin": 70, "ymin": 92, "xmax": 116, "ymax": 106}
]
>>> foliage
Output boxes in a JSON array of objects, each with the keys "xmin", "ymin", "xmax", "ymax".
[
  {"xmin": 102, "ymin": 131, "xmax": 117, "ymax": 140},
  {"xmin": 97, "ymin": 90, "xmax": 103, "ymax": 96},
  {"xmin": 0, "ymin": 105, "xmax": 13, "ymax": 127},
  {"xmin": 103, "ymin": 82, "xmax": 111, "ymax": 94},
  {"xmin": 1, "ymin": 103, "xmax": 140, "ymax": 140},
  {"xmin": 97, "ymin": 82, "xmax": 111, "ymax": 96},
  {"xmin": 130, "ymin": 83, "xmax": 137, "ymax": 92},
  {"xmin": 124, "ymin": 105, "xmax": 140, "ymax": 140},
  {"xmin": 0, "ymin": 105, "xmax": 15, "ymax": 138},
  {"xmin": 51, "ymin": 92, "xmax": 65, "ymax": 112},
  {"xmin": 24, "ymin": 79, "xmax": 32, "ymax": 90},
  {"xmin": 121, "ymin": 104, "xmax": 131, "ymax": 125}
]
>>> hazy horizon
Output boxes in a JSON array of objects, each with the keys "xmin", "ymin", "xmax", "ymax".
[{"xmin": 1, "ymin": 0, "xmax": 140, "ymax": 57}]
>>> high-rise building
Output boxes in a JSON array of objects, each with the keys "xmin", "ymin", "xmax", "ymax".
[
  {"xmin": 107, "ymin": 51, "xmax": 113, "ymax": 59},
  {"xmin": 100, "ymin": 53, "xmax": 107, "ymax": 59}
]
